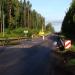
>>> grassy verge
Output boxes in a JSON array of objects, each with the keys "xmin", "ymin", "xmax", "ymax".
[
  {"xmin": 67, "ymin": 59, "xmax": 75, "ymax": 65},
  {"xmin": 0, "ymin": 28, "xmax": 52, "ymax": 46},
  {"xmin": 71, "ymin": 45, "xmax": 75, "ymax": 52},
  {"xmin": 66, "ymin": 45, "xmax": 75, "ymax": 66}
]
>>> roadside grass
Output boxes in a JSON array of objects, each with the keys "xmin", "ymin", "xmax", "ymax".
[
  {"xmin": 0, "ymin": 33, "xmax": 23, "ymax": 38},
  {"xmin": 0, "ymin": 28, "xmax": 52, "ymax": 46},
  {"xmin": 64, "ymin": 45, "xmax": 75, "ymax": 66},
  {"xmin": 0, "ymin": 28, "xmax": 52, "ymax": 38},
  {"xmin": 71, "ymin": 45, "xmax": 75, "ymax": 52},
  {"xmin": 63, "ymin": 44, "xmax": 75, "ymax": 52},
  {"xmin": 57, "ymin": 34, "xmax": 75, "ymax": 66},
  {"xmin": 66, "ymin": 59, "xmax": 75, "ymax": 66}
]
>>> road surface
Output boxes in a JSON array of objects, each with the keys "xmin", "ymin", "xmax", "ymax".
[
  {"xmin": 0, "ymin": 35, "xmax": 72, "ymax": 75},
  {"xmin": 7, "ymin": 36, "xmax": 47, "ymax": 48}
]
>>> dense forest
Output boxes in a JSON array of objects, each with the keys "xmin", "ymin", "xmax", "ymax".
[
  {"xmin": 61, "ymin": 0, "xmax": 75, "ymax": 40},
  {"xmin": 0, "ymin": 0, "xmax": 54, "ymax": 37}
]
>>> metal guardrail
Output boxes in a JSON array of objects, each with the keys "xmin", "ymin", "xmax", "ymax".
[
  {"xmin": 0, "ymin": 37, "xmax": 27, "ymax": 46},
  {"xmin": 0, "ymin": 37, "xmax": 27, "ymax": 41}
]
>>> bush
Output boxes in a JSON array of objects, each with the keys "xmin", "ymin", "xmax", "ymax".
[
  {"xmin": 5, "ymin": 29, "xmax": 11, "ymax": 34},
  {"xmin": 27, "ymin": 30, "xmax": 33, "ymax": 38},
  {"xmin": 67, "ymin": 59, "xmax": 75, "ymax": 65},
  {"xmin": 12, "ymin": 28, "xmax": 24, "ymax": 36},
  {"xmin": 0, "ymin": 28, "xmax": 42, "ymax": 38}
]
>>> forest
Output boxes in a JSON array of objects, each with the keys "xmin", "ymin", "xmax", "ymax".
[
  {"xmin": 62, "ymin": 0, "xmax": 75, "ymax": 40},
  {"xmin": 0, "ymin": 0, "xmax": 54, "ymax": 38}
]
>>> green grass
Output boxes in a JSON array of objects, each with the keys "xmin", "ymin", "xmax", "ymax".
[
  {"xmin": 67, "ymin": 59, "xmax": 75, "ymax": 66},
  {"xmin": 0, "ymin": 28, "xmax": 52, "ymax": 46},
  {"xmin": 71, "ymin": 45, "xmax": 75, "ymax": 52},
  {"xmin": 0, "ymin": 28, "xmax": 52, "ymax": 39},
  {"xmin": 64, "ymin": 45, "xmax": 75, "ymax": 52},
  {"xmin": 0, "ymin": 33, "xmax": 22, "ymax": 38}
]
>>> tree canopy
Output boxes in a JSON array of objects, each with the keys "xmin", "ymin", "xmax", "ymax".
[
  {"xmin": 46, "ymin": 23, "xmax": 54, "ymax": 33},
  {"xmin": 61, "ymin": 0, "xmax": 75, "ymax": 39},
  {"xmin": 0, "ymin": 0, "xmax": 54, "ymax": 37},
  {"xmin": 0, "ymin": 0, "xmax": 45, "ymax": 30}
]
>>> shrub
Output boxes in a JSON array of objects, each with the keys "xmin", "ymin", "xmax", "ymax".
[{"xmin": 13, "ymin": 28, "xmax": 24, "ymax": 34}]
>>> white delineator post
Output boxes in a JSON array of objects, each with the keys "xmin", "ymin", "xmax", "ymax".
[{"xmin": 43, "ymin": 36, "xmax": 45, "ymax": 40}]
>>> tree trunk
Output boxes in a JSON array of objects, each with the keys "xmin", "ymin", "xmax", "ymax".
[{"xmin": 8, "ymin": 0, "xmax": 12, "ymax": 29}]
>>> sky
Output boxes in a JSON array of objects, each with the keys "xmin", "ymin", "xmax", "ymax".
[{"xmin": 29, "ymin": 0, "xmax": 72, "ymax": 22}]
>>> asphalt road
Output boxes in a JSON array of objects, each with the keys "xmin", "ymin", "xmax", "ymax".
[
  {"xmin": 0, "ymin": 35, "xmax": 72, "ymax": 75},
  {"xmin": 0, "ymin": 46, "xmax": 51, "ymax": 75},
  {"xmin": 8, "ymin": 36, "xmax": 46, "ymax": 48}
]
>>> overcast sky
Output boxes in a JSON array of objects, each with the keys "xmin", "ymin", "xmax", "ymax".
[{"xmin": 29, "ymin": 0, "xmax": 72, "ymax": 22}]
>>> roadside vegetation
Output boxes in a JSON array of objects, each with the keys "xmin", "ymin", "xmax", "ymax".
[
  {"xmin": 0, "ymin": 0, "xmax": 54, "ymax": 45},
  {"xmin": 61, "ymin": 0, "xmax": 75, "ymax": 66},
  {"xmin": 0, "ymin": 0, "xmax": 54, "ymax": 39},
  {"xmin": 61, "ymin": 0, "xmax": 75, "ymax": 49},
  {"xmin": 61, "ymin": 0, "xmax": 75, "ymax": 41}
]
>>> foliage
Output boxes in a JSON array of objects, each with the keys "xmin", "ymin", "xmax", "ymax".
[
  {"xmin": 67, "ymin": 59, "xmax": 75, "ymax": 66},
  {"xmin": 61, "ymin": 0, "xmax": 75, "ymax": 39},
  {"xmin": 46, "ymin": 23, "xmax": 54, "ymax": 33},
  {"xmin": 0, "ymin": 0, "xmax": 53, "ymax": 38},
  {"xmin": 71, "ymin": 45, "xmax": 75, "ymax": 52},
  {"xmin": 12, "ymin": 27, "xmax": 24, "ymax": 36}
]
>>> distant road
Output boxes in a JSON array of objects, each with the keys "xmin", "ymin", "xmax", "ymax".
[{"xmin": 7, "ymin": 36, "xmax": 47, "ymax": 48}]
